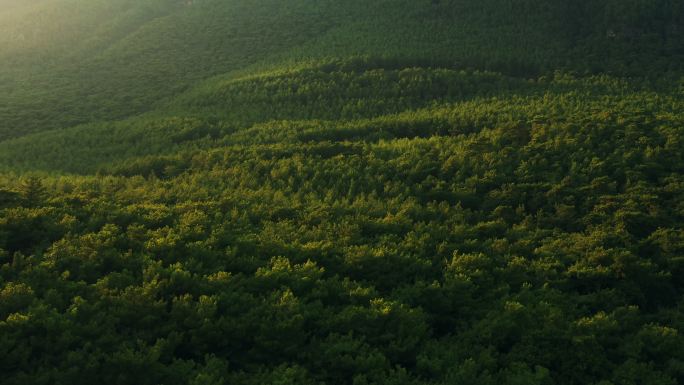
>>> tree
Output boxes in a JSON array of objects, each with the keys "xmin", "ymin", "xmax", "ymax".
[{"xmin": 18, "ymin": 176, "xmax": 46, "ymax": 206}]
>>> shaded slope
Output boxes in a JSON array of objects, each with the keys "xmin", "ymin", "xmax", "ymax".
[
  {"xmin": 0, "ymin": 0, "xmax": 682, "ymax": 142},
  {"xmin": 0, "ymin": 0, "xmax": 343, "ymax": 139}
]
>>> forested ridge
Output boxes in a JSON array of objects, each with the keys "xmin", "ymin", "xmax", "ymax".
[{"xmin": 1, "ymin": 0, "xmax": 684, "ymax": 384}]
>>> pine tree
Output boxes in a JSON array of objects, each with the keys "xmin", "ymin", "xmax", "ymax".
[{"xmin": 19, "ymin": 176, "xmax": 46, "ymax": 206}]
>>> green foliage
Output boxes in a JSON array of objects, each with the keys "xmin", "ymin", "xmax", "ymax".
[
  {"xmin": 0, "ymin": 0, "xmax": 682, "ymax": 141},
  {"xmin": 18, "ymin": 176, "xmax": 46, "ymax": 206},
  {"xmin": 0, "ymin": 0, "xmax": 683, "ymax": 384}
]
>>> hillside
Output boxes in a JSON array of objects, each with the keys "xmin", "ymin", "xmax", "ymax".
[
  {"xmin": 1, "ymin": 1, "xmax": 684, "ymax": 384},
  {"xmin": 0, "ymin": 0, "xmax": 682, "ymax": 140}
]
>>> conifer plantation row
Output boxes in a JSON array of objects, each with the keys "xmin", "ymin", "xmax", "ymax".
[{"xmin": 1, "ymin": 0, "xmax": 683, "ymax": 384}]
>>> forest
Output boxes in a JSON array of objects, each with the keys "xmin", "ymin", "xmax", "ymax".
[{"xmin": 0, "ymin": 0, "xmax": 683, "ymax": 384}]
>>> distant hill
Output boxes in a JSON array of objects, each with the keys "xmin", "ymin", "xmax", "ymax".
[{"xmin": 0, "ymin": 0, "xmax": 681, "ymax": 141}]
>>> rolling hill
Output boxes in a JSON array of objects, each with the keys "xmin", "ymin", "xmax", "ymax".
[{"xmin": 1, "ymin": 1, "xmax": 683, "ymax": 384}]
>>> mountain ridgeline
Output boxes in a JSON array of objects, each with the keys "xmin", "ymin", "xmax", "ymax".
[{"xmin": 1, "ymin": 1, "xmax": 683, "ymax": 384}]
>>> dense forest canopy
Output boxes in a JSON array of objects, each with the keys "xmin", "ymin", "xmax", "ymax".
[{"xmin": 0, "ymin": 0, "xmax": 683, "ymax": 384}]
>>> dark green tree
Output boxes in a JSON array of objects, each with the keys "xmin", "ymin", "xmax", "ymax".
[{"xmin": 18, "ymin": 176, "xmax": 46, "ymax": 206}]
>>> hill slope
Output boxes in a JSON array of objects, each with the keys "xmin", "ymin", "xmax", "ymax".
[
  {"xmin": 0, "ymin": 0, "xmax": 682, "ymax": 140},
  {"xmin": 1, "ymin": 1, "xmax": 684, "ymax": 384}
]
